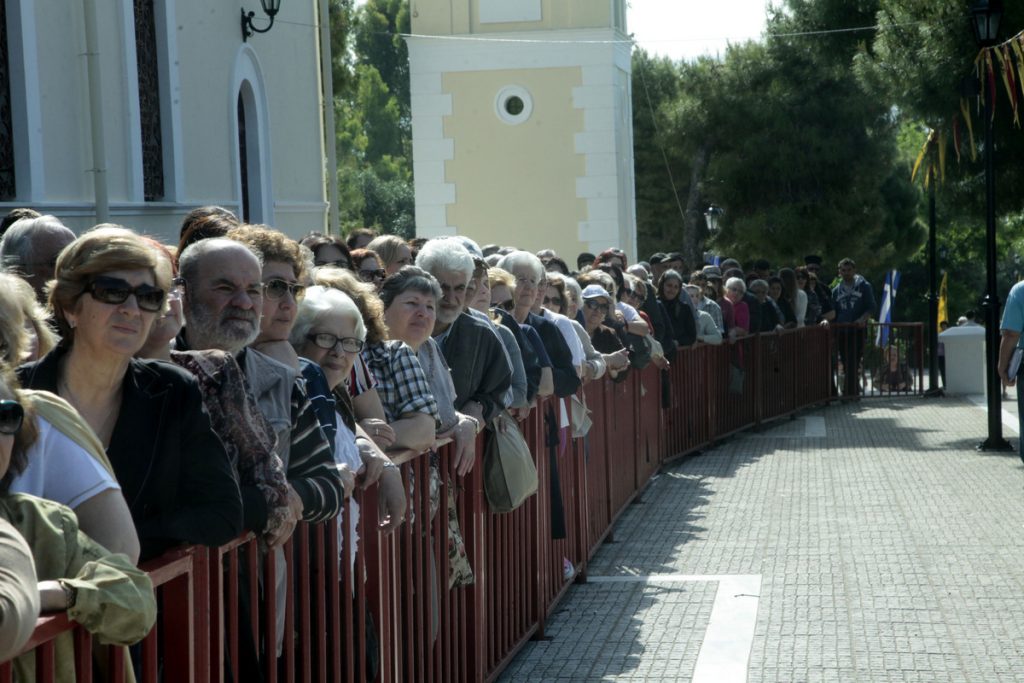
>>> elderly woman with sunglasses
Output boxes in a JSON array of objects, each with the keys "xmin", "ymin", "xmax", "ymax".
[
  {"xmin": 0, "ymin": 367, "xmax": 157, "ymax": 682},
  {"xmin": 16, "ymin": 226, "xmax": 242, "ymax": 561}
]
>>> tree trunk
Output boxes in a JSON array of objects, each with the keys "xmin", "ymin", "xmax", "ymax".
[{"xmin": 682, "ymin": 145, "xmax": 711, "ymax": 272}]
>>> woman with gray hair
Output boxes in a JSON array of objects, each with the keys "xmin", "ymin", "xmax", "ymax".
[{"xmin": 290, "ymin": 285, "xmax": 406, "ymax": 534}]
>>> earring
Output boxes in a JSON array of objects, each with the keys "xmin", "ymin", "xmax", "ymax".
[{"xmin": 68, "ymin": 320, "xmax": 76, "ymax": 329}]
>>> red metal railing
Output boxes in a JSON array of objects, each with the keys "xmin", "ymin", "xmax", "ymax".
[{"xmin": 6, "ymin": 325, "xmax": 842, "ymax": 683}]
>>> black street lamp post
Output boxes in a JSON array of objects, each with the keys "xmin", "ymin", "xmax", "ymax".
[
  {"xmin": 925, "ymin": 167, "xmax": 943, "ymax": 397},
  {"xmin": 971, "ymin": 0, "xmax": 1012, "ymax": 450}
]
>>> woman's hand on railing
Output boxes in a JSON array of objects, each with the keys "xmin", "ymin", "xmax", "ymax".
[
  {"xmin": 338, "ymin": 464, "xmax": 356, "ymax": 500},
  {"xmin": 359, "ymin": 418, "xmax": 396, "ymax": 450},
  {"xmin": 448, "ymin": 415, "xmax": 479, "ymax": 477},
  {"xmin": 377, "ymin": 466, "xmax": 407, "ymax": 534}
]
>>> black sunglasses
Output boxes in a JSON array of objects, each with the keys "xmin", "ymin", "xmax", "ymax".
[
  {"xmin": 316, "ymin": 259, "xmax": 350, "ymax": 269},
  {"xmin": 494, "ymin": 299, "xmax": 515, "ymax": 312},
  {"xmin": 543, "ymin": 296, "xmax": 563, "ymax": 307},
  {"xmin": 264, "ymin": 278, "xmax": 306, "ymax": 301},
  {"xmin": 84, "ymin": 276, "xmax": 166, "ymax": 312},
  {"xmin": 584, "ymin": 300, "xmax": 610, "ymax": 314},
  {"xmin": 307, "ymin": 333, "xmax": 364, "ymax": 353},
  {"xmin": 0, "ymin": 400, "xmax": 24, "ymax": 435},
  {"xmin": 359, "ymin": 268, "xmax": 386, "ymax": 283}
]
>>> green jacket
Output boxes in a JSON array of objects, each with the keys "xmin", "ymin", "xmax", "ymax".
[{"xmin": 2, "ymin": 494, "xmax": 156, "ymax": 682}]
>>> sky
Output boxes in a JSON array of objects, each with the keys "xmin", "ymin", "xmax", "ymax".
[{"xmin": 627, "ymin": 0, "xmax": 772, "ymax": 62}]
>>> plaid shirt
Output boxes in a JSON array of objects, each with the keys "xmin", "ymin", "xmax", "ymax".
[{"xmin": 363, "ymin": 340, "xmax": 439, "ymax": 425}]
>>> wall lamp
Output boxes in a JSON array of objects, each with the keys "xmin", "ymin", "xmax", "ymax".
[{"xmin": 241, "ymin": 0, "xmax": 282, "ymax": 42}]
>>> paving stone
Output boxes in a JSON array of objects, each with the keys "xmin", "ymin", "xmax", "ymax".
[{"xmin": 498, "ymin": 397, "xmax": 1024, "ymax": 682}]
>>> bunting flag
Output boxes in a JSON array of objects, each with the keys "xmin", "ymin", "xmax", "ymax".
[
  {"xmin": 917, "ymin": 30, "xmax": 1024, "ymax": 175},
  {"xmin": 938, "ymin": 272, "xmax": 948, "ymax": 328},
  {"xmin": 876, "ymin": 269, "xmax": 900, "ymax": 348}
]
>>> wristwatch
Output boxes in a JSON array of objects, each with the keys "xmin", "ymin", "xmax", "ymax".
[{"xmin": 58, "ymin": 579, "xmax": 78, "ymax": 609}]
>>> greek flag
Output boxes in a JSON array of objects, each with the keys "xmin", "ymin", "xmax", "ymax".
[{"xmin": 876, "ymin": 270, "xmax": 900, "ymax": 347}]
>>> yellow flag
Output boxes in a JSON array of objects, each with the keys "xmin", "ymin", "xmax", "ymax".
[{"xmin": 938, "ymin": 272, "xmax": 949, "ymax": 327}]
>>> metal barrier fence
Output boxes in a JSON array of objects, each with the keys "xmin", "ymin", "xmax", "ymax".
[
  {"xmin": 5, "ymin": 325, "xmax": 845, "ymax": 683},
  {"xmin": 831, "ymin": 322, "xmax": 925, "ymax": 398}
]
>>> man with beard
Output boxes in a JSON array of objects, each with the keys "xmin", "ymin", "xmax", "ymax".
[
  {"xmin": 176, "ymin": 237, "xmax": 342, "ymax": 522},
  {"xmin": 416, "ymin": 237, "xmax": 511, "ymax": 426}
]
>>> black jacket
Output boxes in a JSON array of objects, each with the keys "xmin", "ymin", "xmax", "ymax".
[
  {"xmin": 18, "ymin": 348, "xmax": 243, "ymax": 560},
  {"xmin": 525, "ymin": 312, "xmax": 581, "ymax": 397},
  {"xmin": 495, "ymin": 308, "xmax": 543, "ymax": 401},
  {"xmin": 440, "ymin": 312, "xmax": 512, "ymax": 423}
]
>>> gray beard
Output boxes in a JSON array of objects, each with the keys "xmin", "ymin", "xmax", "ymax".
[{"xmin": 184, "ymin": 302, "xmax": 259, "ymax": 353}]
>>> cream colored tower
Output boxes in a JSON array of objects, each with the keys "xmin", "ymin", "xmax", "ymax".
[{"xmin": 407, "ymin": 0, "xmax": 637, "ymax": 261}]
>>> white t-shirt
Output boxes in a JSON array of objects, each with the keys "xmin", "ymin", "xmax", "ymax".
[
  {"xmin": 9, "ymin": 417, "xmax": 119, "ymax": 508},
  {"xmin": 541, "ymin": 308, "xmax": 586, "ymax": 368},
  {"xmin": 333, "ymin": 423, "xmax": 362, "ymax": 587},
  {"xmin": 617, "ymin": 301, "xmax": 642, "ymax": 323}
]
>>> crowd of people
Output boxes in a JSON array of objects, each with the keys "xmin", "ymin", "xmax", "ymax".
[{"xmin": 0, "ymin": 206, "xmax": 876, "ymax": 679}]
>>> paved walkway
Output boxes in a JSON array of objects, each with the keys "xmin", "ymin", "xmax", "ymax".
[{"xmin": 500, "ymin": 395, "xmax": 1024, "ymax": 682}]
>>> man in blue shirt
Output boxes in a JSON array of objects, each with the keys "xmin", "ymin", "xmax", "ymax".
[
  {"xmin": 831, "ymin": 258, "xmax": 877, "ymax": 398},
  {"xmin": 998, "ymin": 281, "xmax": 1024, "ymax": 438}
]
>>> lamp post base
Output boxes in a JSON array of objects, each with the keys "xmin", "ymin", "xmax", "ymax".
[{"xmin": 977, "ymin": 437, "xmax": 1013, "ymax": 452}]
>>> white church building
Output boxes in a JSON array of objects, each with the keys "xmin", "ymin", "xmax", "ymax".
[{"xmin": 0, "ymin": 0, "xmax": 332, "ymax": 242}]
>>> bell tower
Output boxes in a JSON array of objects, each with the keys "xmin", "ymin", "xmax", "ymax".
[{"xmin": 407, "ymin": 0, "xmax": 637, "ymax": 261}]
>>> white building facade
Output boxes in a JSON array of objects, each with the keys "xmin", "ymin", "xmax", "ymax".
[
  {"xmin": 0, "ymin": 0, "xmax": 331, "ymax": 242},
  {"xmin": 407, "ymin": 0, "xmax": 637, "ymax": 260}
]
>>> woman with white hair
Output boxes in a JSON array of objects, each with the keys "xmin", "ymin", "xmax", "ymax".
[{"xmin": 290, "ymin": 285, "xmax": 406, "ymax": 534}]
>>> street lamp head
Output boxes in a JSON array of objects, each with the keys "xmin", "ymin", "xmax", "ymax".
[
  {"xmin": 261, "ymin": 0, "xmax": 282, "ymax": 17},
  {"xmin": 970, "ymin": 0, "xmax": 1002, "ymax": 47},
  {"xmin": 704, "ymin": 205, "xmax": 724, "ymax": 233}
]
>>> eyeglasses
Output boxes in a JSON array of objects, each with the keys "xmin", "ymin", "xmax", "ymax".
[
  {"xmin": 584, "ymin": 300, "xmax": 610, "ymax": 314},
  {"xmin": 543, "ymin": 296, "xmax": 563, "ymax": 308},
  {"xmin": 0, "ymin": 400, "xmax": 24, "ymax": 435},
  {"xmin": 359, "ymin": 269, "xmax": 386, "ymax": 283},
  {"xmin": 84, "ymin": 276, "xmax": 166, "ymax": 312},
  {"xmin": 316, "ymin": 259, "xmax": 350, "ymax": 269},
  {"xmin": 264, "ymin": 278, "xmax": 306, "ymax": 301},
  {"xmin": 494, "ymin": 299, "xmax": 515, "ymax": 312},
  {"xmin": 307, "ymin": 332, "xmax": 364, "ymax": 354}
]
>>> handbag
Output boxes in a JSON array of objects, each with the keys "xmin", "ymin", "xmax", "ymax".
[
  {"xmin": 483, "ymin": 410, "xmax": 539, "ymax": 513},
  {"xmin": 570, "ymin": 394, "xmax": 592, "ymax": 438}
]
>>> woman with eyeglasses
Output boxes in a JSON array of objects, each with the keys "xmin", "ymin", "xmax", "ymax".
[
  {"xmin": 290, "ymin": 286, "xmax": 407, "ymax": 541},
  {"xmin": 350, "ymin": 247, "xmax": 387, "ymax": 291},
  {"xmin": 548, "ymin": 273, "xmax": 607, "ymax": 383},
  {"xmin": 0, "ymin": 366, "xmax": 157, "ymax": 682},
  {"xmin": 16, "ymin": 226, "xmax": 243, "ymax": 561},
  {"xmin": 580, "ymin": 284, "xmax": 629, "ymax": 381}
]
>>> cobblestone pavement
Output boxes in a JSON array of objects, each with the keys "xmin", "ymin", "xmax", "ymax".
[{"xmin": 499, "ymin": 396, "xmax": 1024, "ymax": 682}]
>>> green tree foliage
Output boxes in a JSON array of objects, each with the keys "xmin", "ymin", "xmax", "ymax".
[
  {"xmin": 855, "ymin": 0, "xmax": 1024, "ymax": 321},
  {"xmin": 331, "ymin": 0, "xmax": 414, "ymax": 238},
  {"xmin": 634, "ymin": 0, "xmax": 924, "ymax": 276}
]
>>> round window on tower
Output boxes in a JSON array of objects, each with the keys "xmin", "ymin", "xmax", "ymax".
[{"xmin": 495, "ymin": 86, "xmax": 532, "ymax": 125}]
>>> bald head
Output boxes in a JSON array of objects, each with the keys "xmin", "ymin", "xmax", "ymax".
[{"xmin": 0, "ymin": 216, "xmax": 76, "ymax": 299}]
